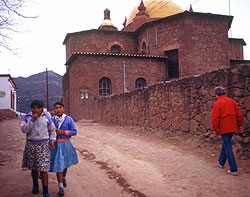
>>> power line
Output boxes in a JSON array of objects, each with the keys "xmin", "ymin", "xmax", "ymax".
[
  {"xmin": 149, "ymin": 0, "xmax": 173, "ymax": 17},
  {"xmin": 146, "ymin": 0, "xmax": 166, "ymax": 13}
]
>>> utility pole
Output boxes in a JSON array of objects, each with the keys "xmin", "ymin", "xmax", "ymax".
[{"xmin": 46, "ymin": 68, "xmax": 49, "ymax": 110}]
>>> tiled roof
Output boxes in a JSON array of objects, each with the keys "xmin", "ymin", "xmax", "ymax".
[{"xmin": 65, "ymin": 52, "xmax": 167, "ymax": 65}]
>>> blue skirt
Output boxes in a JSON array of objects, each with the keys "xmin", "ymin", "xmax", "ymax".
[{"xmin": 50, "ymin": 140, "xmax": 78, "ymax": 172}]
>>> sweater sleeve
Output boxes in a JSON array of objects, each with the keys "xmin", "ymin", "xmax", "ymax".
[
  {"xmin": 46, "ymin": 115, "xmax": 56, "ymax": 142},
  {"xmin": 211, "ymin": 103, "xmax": 220, "ymax": 131},
  {"xmin": 21, "ymin": 115, "xmax": 36, "ymax": 134},
  {"xmin": 65, "ymin": 117, "xmax": 77, "ymax": 136}
]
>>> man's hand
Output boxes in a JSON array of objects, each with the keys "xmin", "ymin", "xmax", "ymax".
[
  {"xmin": 213, "ymin": 130, "xmax": 218, "ymax": 137},
  {"xmin": 238, "ymin": 126, "xmax": 242, "ymax": 133},
  {"xmin": 50, "ymin": 142, "xmax": 55, "ymax": 149},
  {"xmin": 56, "ymin": 129, "xmax": 65, "ymax": 135}
]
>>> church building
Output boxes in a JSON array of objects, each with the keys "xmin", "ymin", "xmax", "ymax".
[{"xmin": 62, "ymin": 0, "xmax": 247, "ymax": 116}]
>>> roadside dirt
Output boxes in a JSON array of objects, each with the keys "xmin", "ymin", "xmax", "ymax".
[{"xmin": 0, "ymin": 119, "xmax": 250, "ymax": 197}]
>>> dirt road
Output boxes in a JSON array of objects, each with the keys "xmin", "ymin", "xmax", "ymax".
[{"xmin": 0, "ymin": 119, "xmax": 250, "ymax": 197}]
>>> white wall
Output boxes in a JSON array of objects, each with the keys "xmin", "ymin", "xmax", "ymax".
[{"xmin": 0, "ymin": 76, "xmax": 16, "ymax": 111}]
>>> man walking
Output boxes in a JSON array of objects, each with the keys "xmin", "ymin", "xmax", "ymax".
[{"xmin": 211, "ymin": 86, "xmax": 244, "ymax": 176}]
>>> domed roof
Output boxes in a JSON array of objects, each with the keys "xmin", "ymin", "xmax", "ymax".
[
  {"xmin": 100, "ymin": 19, "xmax": 116, "ymax": 28},
  {"xmin": 127, "ymin": 0, "xmax": 183, "ymax": 25},
  {"xmin": 99, "ymin": 8, "xmax": 118, "ymax": 31}
]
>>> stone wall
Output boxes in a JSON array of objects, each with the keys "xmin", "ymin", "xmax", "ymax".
[{"xmin": 80, "ymin": 64, "xmax": 250, "ymax": 159}]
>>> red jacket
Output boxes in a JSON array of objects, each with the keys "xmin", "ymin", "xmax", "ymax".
[{"xmin": 211, "ymin": 95, "xmax": 244, "ymax": 134}]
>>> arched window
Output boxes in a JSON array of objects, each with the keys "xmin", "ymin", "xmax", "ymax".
[
  {"xmin": 135, "ymin": 78, "xmax": 146, "ymax": 89},
  {"xmin": 99, "ymin": 77, "xmax": 112, "ymax": 96},
  {"xmin": 142, "ymin": 42, "xmax": 146, "ymax": 54},
  {"xmin": 110, "ymin": 45, "xmax": 121, "ymax": 54}
]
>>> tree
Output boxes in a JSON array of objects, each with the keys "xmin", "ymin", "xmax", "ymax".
[{"xmin": 0, "ymin": 0, "xmax": 36, "ymax": 53}]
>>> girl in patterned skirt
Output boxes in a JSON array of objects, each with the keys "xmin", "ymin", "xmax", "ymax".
[
  {"xmin": 21, "ymin": 100, "xmax": 56, "ymax": 197},
  {"xmin": 50, "ymin": 102, "xmax": 78, "ymax": 196}
]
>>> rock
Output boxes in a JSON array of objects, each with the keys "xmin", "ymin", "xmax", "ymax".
[
  {"xmin": 209, "ymin": 134, "xmax": 216, "ymax": 139},
  {"xmin": 204, "ymin": 132, "xmax": 210, "ymax": 137},
  {"xmin": 243, "ymin": 137, "xmax": 250, "ymax": 144},
  {"xmin": 232, "ymin": 135, "xmax": 243, "ymax": 143},
  {"xmin": 233, "ymin": 143, "xmax": 242, "ymax": 154}
]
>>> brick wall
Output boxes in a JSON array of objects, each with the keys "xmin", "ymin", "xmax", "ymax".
[
  {"xmin": 65, "ymin": 31, "xmax": 136, "ymax": 61},
  {"xmin": 79, "ymin": 64, "xmax": 250, "ymax": 158},
  {"xmin": 137, "ymin": 13, "xmax": 231, "ymax": 78},
  {"xmin": 229, "ymin": 39, "xmax": 245, "ymax": 60}
]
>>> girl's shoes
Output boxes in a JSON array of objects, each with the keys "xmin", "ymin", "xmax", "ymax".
[
  {"xmin": 32, "ymin": 187, "xmax": 39, "ymax": 194},
  {"xmin": 58, "ymin": 187, "xmax": 64, "ymax": 196},
  {"xmin": 63, "ymin": 179, "xmax": 67, "ymax": 188}
]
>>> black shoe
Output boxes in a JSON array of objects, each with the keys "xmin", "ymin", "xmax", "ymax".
[
  {"xmin": 43, "ymin": 193, "xmax": 50, "ymax": 197},
  {"xmin": 32, "ymin": 187, "xmax": 39, "ymax": 194},
  {"xmin": 58, "ymin": 187, "xmax": 64, "ymax": 196},
  {"xmin": 63, "ymin": 179, "xmax": 67, "ymax": 188}
]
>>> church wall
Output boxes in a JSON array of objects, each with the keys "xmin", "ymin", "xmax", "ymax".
[
  {"xmin": 229, "ymin": 39, "xmax": 244, "ymax": 60},
  {"xmin": 65, "ymin": 31, "xmax": 136, "ymax": 61},
  {"xmin": 66, "ymin": 55, "xmax": 166, "ymax": 120},
  {"xmin": 136, "ymin": 14, "xmax": 230, "ymax": 78},
  {"xmin": 80, "ymin": 64, "xmax": 250, "ymax": 158},
  {"xmin": 179, "ymin": 15, "xmax": 230, "ymax": 76},
  {"xmin": 62, "ymin": 71, "xmax": 70, "ymax": 114}
]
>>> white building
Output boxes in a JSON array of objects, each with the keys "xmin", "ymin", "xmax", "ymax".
[{"xmin": 0, "ymin": 74, "xmax": 17, "ymax": 119}]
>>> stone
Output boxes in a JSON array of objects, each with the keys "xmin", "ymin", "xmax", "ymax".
[
  {"xmin": 243, "ymin": 137, "xmax": 250, "ymax": 144},
  {"xmin": 245, "ymin": 98, "xmax": 250, "ymax": 111},
  {"xmin": 203, "ymin": 112, "xmax": 212, "ymax": 129},
  {"xmin": 190, "ymin": 119, "xmax": 198, "ymax": 131},
  {"xmin": 232, "ymin": 135, "xmax": 243, "ymax": 143},
  {"xmin": 209, "ymin": 134, "xmax": 216, "ymax": 139}
]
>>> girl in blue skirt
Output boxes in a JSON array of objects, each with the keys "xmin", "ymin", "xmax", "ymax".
[{"xmin": 50, "ymin": 102, "xmax": 78, "ymax": 196}]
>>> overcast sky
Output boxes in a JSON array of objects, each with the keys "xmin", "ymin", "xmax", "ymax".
[{"xmin": 0, "ymin": 0, "xmax": 249, "ymax": 78}]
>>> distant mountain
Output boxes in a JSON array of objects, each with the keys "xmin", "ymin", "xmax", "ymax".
[{"xmin": 14, "ymin": 71, "xmax": 63, "ymax": 113}]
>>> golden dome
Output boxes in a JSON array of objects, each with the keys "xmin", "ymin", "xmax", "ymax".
[
  {"xmin": 127, "ymin": 0, "xmax": 183, "ymax": 25},
  {"xmin": 100, "ymin": 19, "xmax": 115, "ymax": 27}
]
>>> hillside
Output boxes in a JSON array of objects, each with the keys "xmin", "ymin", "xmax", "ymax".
[{"xmin": 14, "ymin": 71, "xmax": 62, "ymax": 113}]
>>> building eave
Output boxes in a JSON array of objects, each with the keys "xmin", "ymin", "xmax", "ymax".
[
  {"xmin": 63, "ymin": 29, "xmax": 134, "ymax": 45},
  {"xmin": 229, "ymin": 38, "xmax": 246, "ymax": 46},
  {"xmin": 134, "ymin": 11, "xmax": 233, "ymax": 33},
  {"xmin": 0, "ymin": 74, "xmax": 17, "ymax": 89},
  {"xmin": 65, "ymin": 52, "xmax": 167, "ymax": 66}
]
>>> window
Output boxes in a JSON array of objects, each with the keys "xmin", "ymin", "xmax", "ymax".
[
  {"xmin": 80, "ymin": 89, "xmax": 88, "ymax": 100},
  {"xmin": 165, "ymin": 49, "xmax": 179, "ymax": 79},
  {"xmin": 99, "ymin": 77, "xmax": 112, "ymax": 96},
  {"xmin": 142, "ymin": 42, "xmax": 146, "ymax": 54},
  {"xmin": 136, "ymin": 78, "xmax": 146, "ymax": 88},
  {"xmin": 110, "ymin": 45, "xmax": 121, "ymax": 54}
]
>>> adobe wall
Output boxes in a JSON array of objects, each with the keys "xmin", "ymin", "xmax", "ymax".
[
  {"xmin": 66, "ymin": 55, "xmax": 167, "ymax": 119},
  {"xmin": 65, "ymin": 31, "xmax": 136, "ymax": 60},
  {"xmin": 80, "ymin": 64, "xmax": 250, "ymax": 158}
]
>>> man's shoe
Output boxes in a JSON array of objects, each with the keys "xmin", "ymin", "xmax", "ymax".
[
  {"xmin": 32, "ymin": 187, "xmax": 39, "ymax": 194},
  {"xmin": 228, "ymin": 170, "xmax": 238, "ymax": 176},
  {"xmin": 43, "ymin": 193, "xmax": 50, "ymax": 197},
  {"xmin": 218, "ymin": 163, "xmax": 224, "ymax": 168},
  {"xmin": 58, "ymin": 187, "xmax": 64, "ymax": 196}
]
